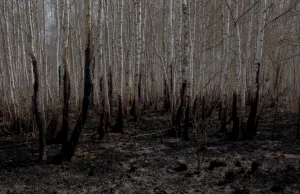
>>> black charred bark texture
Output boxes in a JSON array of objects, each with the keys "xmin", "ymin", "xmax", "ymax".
[
  {"xmin": 64, "ymin": 43, "xmax": 93, "ymax": 160},
  {"xmin": 113, "ymin": 96, "xmax": 124, "ymax": 133},
  {"xmin": 220, "ymin": 102, "xmax": 227, "ymax": 133},
  {"xmin": 297, "ymin": 96, "xmax": 300, "ymax": 139},
  {"xmin": 138, "ymin": 74, "xmax": 142, "ymax": 104},
  {"xmin": 98, "ymin": 98, "xmax": 109, "ymax": 139},
  {"xmin": 163, "ymin": 80, "xmax": 170, "ymax": 111},
  {"xmin": 31, "ymin": 53, "xmax": 47, "ymax": 161},
  {"xmin": 130, "ymin": 97, "xmax": 137, "ymax": 121},
  {"xmin": 61, "ymin": 65, "xmax": 71, "ymax": 153},
  {"xmin": 176, "ymin": 83, "xmax": 187, "ymax": 137},
  {"xmin": 98, "ymin": 77, "xmax": 109, "ymax": 138},
  {"xmin": 231, "ymin": 92, "xmax": 239, "ymax": 141},
  {"xmin": 245, "ymin": 62, "xmax": 260, "ymax": 140},
  {"xmin": 108, "ymin": 71, "xmax": 113, "ymax": 113},
  {"xmin": 183, "ymin": 98, "xmax": 190, "ymax": 141}
]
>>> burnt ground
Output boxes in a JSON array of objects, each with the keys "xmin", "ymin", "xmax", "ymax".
[{"xmin": 0, "ymin": 105, "xmax": 300, "ymax": 194}]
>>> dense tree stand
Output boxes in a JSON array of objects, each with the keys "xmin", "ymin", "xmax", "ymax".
[{"xmin": 1, "ymin": 3, "xmax": 300, "ymax": 192}]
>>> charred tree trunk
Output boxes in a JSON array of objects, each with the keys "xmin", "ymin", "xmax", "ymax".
[
  {"xmin": 108, "ymin": 71, "xmax": 113, "ymax": 114},
  {"xmin": 176, "ymin": 82, "xmax": 186, "ymax": 137},
  {"xmin": 113, "ymin": 96, "xmax": 124, "ymax": 133},
  {"xmin": 245, "ymin": 63, "xmax": 260, "ymax": 140},
  {"xmin": 297, "ymin": 96, "xmax": 300, "ymax": 139},
  {"xmin": 64, "ymin": 43, "xmax": 93, "ymax": 160},
  {"xmin": 31, "ymin": 53, "xmax": 47, "ymax": 161},
  {"xmin": 163, "ymin": 79, "xmax": 171, "ymax": 111},
  {"xmin": 61, "ymin": 0, "xmax": 71, "ymax": 152},
  {"xmin": 130, "ymin": 97, "xmax": 138, "ymax": 122},
  {"xmin": 27, "ymin": 0, "xmax": 46, "ymax": 161},
  {"xmin": 62, "ymin": 0, "xmax": 93, "ymax": 160},
  {"xmin": 61, "ymin": 69, "xmax": 71, "ymax": 151},
  {"xmin": 183, "ymin": 98, "xmax": 190, "ymax": 141},
  {"xmin": 97, "ymin": 0, "xmax": 111, "ymax": 138},
  {"xmin": 220, "ymin": 103, "xmax": 227, "ymax": 133},
  {"xmin": 98, "ymin": 78, "xmax": 109, "ymax": 138},
  {"xmin": 231, "ymin": 93, "xmax": 239, "ymax": 141}
]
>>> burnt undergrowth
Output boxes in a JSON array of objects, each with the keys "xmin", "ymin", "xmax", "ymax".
[{"xmin": 0, "ymin": 101, "xmax": 300, "ymax": 193}]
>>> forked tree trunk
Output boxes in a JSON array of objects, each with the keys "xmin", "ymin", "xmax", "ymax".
[
  {"xmin": 63, "ymin": 0, "xmax": 93, "ymax": 160},
  {"xmin": 27, "ymin": 0, "xmax": 46, "ymax": 161}
]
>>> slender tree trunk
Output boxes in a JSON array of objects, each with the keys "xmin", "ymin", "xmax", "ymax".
[
  {"xmin": 61, "ymin": 0, "xmax": 71, "ymax": 153},
  {"xmin": 297, "ymin": 96, "xmax": 300, "ymax": 139},
  {"xmin": 98, "ymin": 0, "xmax": 111, "ymax": 138},
  {"xmin": 114, "ymin": 0, "xmax": 124, "ymax": 133},
  {"xmin": 181, "ymin": 0, "xmax": 190, "ymax": 141},
  {"xmin": 131, "ymin": 0, "xmax": 142, "ymax": 121},
  {"xmin": 245, "ymin": 0, "xmax": 266, "ymax": 140},
  {"xmin": 27, "ymin": 0, "xmax": 46, "ymax": 161},
  {"xmin": 241, "ymin": 0, "xmax": 254, "ymax": 132},
  {"xmin": 105, "ymin": 0, "xmax": 113, "ymax": 115},
  {"xmin": 232, "ymin": 0, "xmax": 242, "ymax": 139},
  {"xmin": 56, "ymin": 0, "xmax": 61, "ymax": 98},
  {"xmin": 167, "ymin": 0, "xmax": 175, "ymax": 119},
  {"xmin": 3, "ymin": 1, "xmax": 18, "ymax": 120},
  {"xmin": 220, "ymin": 0, "xmax": 231, "ymax": 133}
]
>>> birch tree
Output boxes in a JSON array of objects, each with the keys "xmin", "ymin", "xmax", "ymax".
[
  {"xmin": 176, "ymin": 0, "xmax": 190, "ymax": 141},
  {"xmin": 245, "ymin": 0, "xmax": 267, "ymax": 140},
  {"xmin": 167, "ymin": 0, "xmax": 175, "ymax": 116},
  {"xmin": 131, "ymin": 0, "xmax": 142, "ymax": 121},
  {"xmin": 63, "ymin": 0, "xmax": 93, "ymax": 160},
  {"xmin": 114, "ymin": 0, "xmax": 125, "ymax": 133},
  {"xmin": 61, "ymin": 0, "xmax": 71, "ymax": 153},
  {"xmin": 98, "ymin": 0, "xmax": 111, "ymax": 137},
  {"xmin": 26, "ymin": 0, "xmax": 46, "ymax": 161},
  {"xmin": 220, "ymin": 0, "xmax": 231, "ymax": 133},
  {"xmin": 231, "ymin": 0, "xmax": 242, "ymax": 140}
]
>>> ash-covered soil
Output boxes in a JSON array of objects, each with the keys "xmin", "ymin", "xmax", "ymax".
[{"xmin": 0, "ymin": 106, "xmax": 300, "ymax": 194}]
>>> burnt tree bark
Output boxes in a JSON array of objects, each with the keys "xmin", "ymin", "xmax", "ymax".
[
  {"xmin": 297, "ymin": 96, "xmax": 300, "ymax": 139},
  {"xmin": 62, "ymin": 0, "xmax": 93, "ymax": 160},
  {"xmin": 27, "ymin": 0, "xmax": 46, "ymax": 161},
  {"xmin": 231, "ymin": 93, "xmax": 239, "ymax": 141},
  {"xmin": 31, "ymin": 53, "xmax": 47, "ymax": 161},
  {"xmin": 245, "ymin": 63, "xmax": 260, "ymax": 140},
  {"xmin": 63, "ymin": 42, "xmax": 93, "ymax": 160}
]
